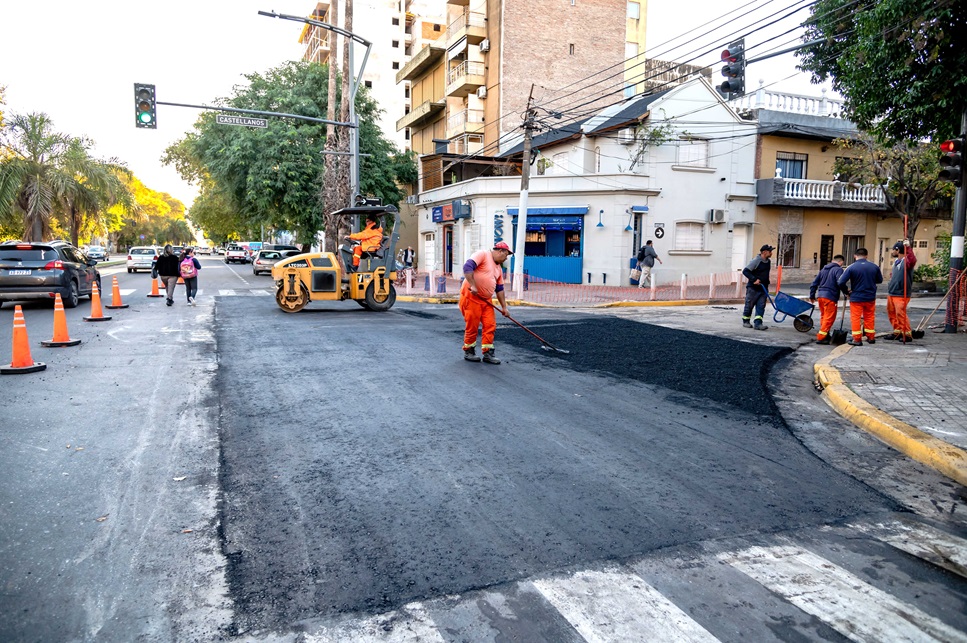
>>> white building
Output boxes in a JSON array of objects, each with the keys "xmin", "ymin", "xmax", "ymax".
[{"xmin": 412, "ymin": 77, "xmax": 758, "ymax": 284}]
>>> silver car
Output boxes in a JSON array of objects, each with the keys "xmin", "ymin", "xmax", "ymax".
[
  {"xmin": 252, "ymin": 249, "xmax": 300, "ymax": 275},
  {"xmin": 126, "ymin": 246, "xmax": 160, "ymax": 273}
]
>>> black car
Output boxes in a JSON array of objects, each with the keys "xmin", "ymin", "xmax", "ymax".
[
  {"xmin": 262, "ymin": 244, "xmax": 300, "ymax": 252},
  {"xmin": 0, "ymin": 240, "xmax": 102, "ymax": 308}
]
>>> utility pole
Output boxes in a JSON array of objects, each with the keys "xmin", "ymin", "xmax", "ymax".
[
  {"xmin": 945, "ymin": 111, "xmax": 967, "ymax": 332},
  {"xmin": 513, "ymin": 85, "xmax": 537, "ymax": 301}
]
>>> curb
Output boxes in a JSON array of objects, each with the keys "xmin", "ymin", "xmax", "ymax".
[
  {"xmin": 396, "ymin": 296, "xmax": 552, "ymax": 308},
  {"xmin": 814, "ymin": 346, "xmax": 967, "ymax": 487},
  {"xmin": 395, "ymin": 296, "xmax": 744, "ymax": 309}
]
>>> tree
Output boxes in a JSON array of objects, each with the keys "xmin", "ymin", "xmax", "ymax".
[
  {"xmin": 164, "ymin": 60, "xmax": 415, "ymax": 248},
  {"xmin": 799, "ymin": 0, "xmax": 967, "ymax": 142},
  {"xmin": 833, "ymin": 135, "xmax": 956, "ymax": 243}
]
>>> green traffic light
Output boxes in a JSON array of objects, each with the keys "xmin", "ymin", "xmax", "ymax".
[{"xmin": 139, "ymin": 112, "xmax": 153, "ymax": 124}]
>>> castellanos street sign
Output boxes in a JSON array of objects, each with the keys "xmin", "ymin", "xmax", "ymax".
[{"xmin": 216, "ymin": 114, "xmax": 268, "ymax": 128}]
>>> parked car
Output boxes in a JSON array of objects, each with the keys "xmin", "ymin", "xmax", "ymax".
[
  {"xmin": 213, "ymin": 247, "xmax": 226, "ymax": 255},
  {"xmin": 252, "ymin": 249, "xmax": 301, "ymax": 275},
  {"xmin": 196, "ymin": 246, "xmax": 212, "ymax": 255},
  {"xmin": 126, "ymin": 246, "xmax": 160, "ymax": 273},
  {"xmin": 86, "ymin": 245, "xmax": 109, "ymax": 261},
  {"xmin": 171, "ymin": 246, "xmax": 185, "ymax": 257},
  {"xmin": 225, "ymin": 245, "xmax": 248, "ymax": 264},
  {"xmin": 262, "ymin": 244, "xmax": 300, "ymax": 252},
  {"xmin": 0, "ymin": 240, "xmax": 101, "ymax": 308}
]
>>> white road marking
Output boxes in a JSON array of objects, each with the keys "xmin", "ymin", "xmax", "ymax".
[
  {"xmin": 722, "ymin": 543, "xmax": 967, "ymax": 643},
  {"xmin": 218, "ymin": 290, "xmax": 237, "ymax": 296},
  {"xmin": 852, "ymin": 520, "xmax": 967, "ymax": 580},
  {"xmin": 120, "ymin": 289, "xmax": 136, "ymax": 296},
  {"xmin": 531, "ymin": 568, "xmax": 720, "ymax": 643},
  {"xmin": 304, "ymin": 601, "xmax": 445, "ymax": 643}
]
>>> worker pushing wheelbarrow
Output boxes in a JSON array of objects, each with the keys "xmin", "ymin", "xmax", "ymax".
[{"xmin": 761, "ymin": 284, "xmax": 815, "ymax": 332}]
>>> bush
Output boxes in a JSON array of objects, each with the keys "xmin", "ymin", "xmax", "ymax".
[{"xmin": 913, "ymin": 263, "xmax": 941, "ymax": 282}]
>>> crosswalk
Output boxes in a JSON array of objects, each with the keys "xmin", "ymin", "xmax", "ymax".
[{"xmin": 282, "ymin": 516, "xmax": 967, "ymax": 642}]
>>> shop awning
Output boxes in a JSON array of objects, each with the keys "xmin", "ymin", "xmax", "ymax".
[
  {"xmin": 509, "ymin": 206, "xmax": 587, "ymax": 231},
  {"xmin": 507, "ymin": 206, "xmax": 589, "ymax": 216},
  {"xmin": 631, "ymin": 205, "xmax": 649, "ymax": 213}
]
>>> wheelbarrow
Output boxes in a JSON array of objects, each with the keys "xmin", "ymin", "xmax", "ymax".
[{"xmin": 761, "ymin": 285, "xmax": 815, "ymax": 332}]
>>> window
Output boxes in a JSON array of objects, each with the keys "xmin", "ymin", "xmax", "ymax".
[
  {"xmin": 569, "ymin": 44, "xmax": 575, "ymax": 55},
  {"xmin": 392, "ymin": 61, "xmax": 400, "ymax": 70},
  {"xmin": 677, "ymin": 138, "xmax": 709, "ymax": 167},
  {"xmin": 364, "ymin": 80, "xmax": 373, "ymax": 88},
  {"xmin": 623, "ymin": 84, "xmax": 635, "ymax": 98},
  {"xmin": 553, "ymin": 151, "xmax": 568, "ymax": 176},
  {"xmin": 405, "ymin": 128, "xmax": 410, "ymax": 140},
  {"xmin": 778, "ymin": 234, "xmax": 801, "ymax": 268},
  {"xmin": 392, "ymin": 40, "xmax": 399, "ymax": 48},
  {"xmin": 404, "ymin": 86, "xmax": 410, "ymax": 98},
  {"xmin": 594, "ymin": 146, "xmax": 601, "ymax": 173},
  {"xmin": 916, "ymin": 240, "xmax": 929, "ymax": 249},
  {"xmin": 625, "ymin": 42, "xmax": 638, "ymax": 60},
  {"xmin": 627, "ymin": 1, "xmax": 640, "ymax": 19},
  {"xmin": 776, "ymin": 151, "xmax": 807, "ymax": 179},
  {"xmin": 392, "ymin": 17, "xmax": 399, "ymax": 25},
  {"xmin": 842, "ymin": 235, "xmax": 864, "ymax": 263},
  {"xmin": 433, "ymin": 24, "xmax": 441, "ymax": 31},
  {"xmin": 675, "ymin": 222, "xmax": 705, "ymax": 251}
]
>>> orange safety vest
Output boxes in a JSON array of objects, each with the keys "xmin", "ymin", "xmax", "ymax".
[{"xmin": 349, "ymin": 223, "xmax": 383, "ymax": 252}]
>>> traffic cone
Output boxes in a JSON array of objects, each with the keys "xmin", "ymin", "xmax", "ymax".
[
  {"xmin": 147, "ymin": 277, "xmax": 164, "ymax": 297},
  {"xmin": 177, "ymin": 275, "xmax": 185, "ymax": 285},
  {"xmin": 41, "ymin": 293, "xmax": 81, "ymax": 347},
  {"xmin": 105, "ymin": 275, "xmax": 129, "ymax": 309},
  {"xmin": 83, "ymin": 281, "xmax": 112, "ymax": 322},
  {"xmin": 1, "ymin": 305, "xmax": 47, "ymax": 374}
]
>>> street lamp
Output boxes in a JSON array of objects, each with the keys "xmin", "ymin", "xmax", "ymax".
[{"xmin": 259, "ymin": 10, "xmax": 372, "ymax": 206}]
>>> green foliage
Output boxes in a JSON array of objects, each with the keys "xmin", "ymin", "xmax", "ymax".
[
  {"xmin": 913, "ymin": 263, "xmax": 941, "ymax": 282},
  {"xmin": 932, "ymin": 230, "xmax": 951, "ymax": 276},
  {"xmin": 164, "ymin": 61, "xmax": 416, "ymax": 247},
  {"xmin": 799, "ymin": 0, "xmax": 967, "ymax": 142}
]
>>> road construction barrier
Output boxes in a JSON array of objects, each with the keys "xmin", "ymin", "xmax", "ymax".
[
  {"xmin": 105, "ymin": 275, "xmax": 129, "ymax": 309},
  {"xmin": 1, "ymin": 305, "xmax": 47, "ymax": 374},
  {"xmin": 147, "ymin": 277, "xmax": 164, "ymax": 297},
  {"xmin": 83, "ymin": 281, "xmax": 112, "ymax": 322},
  {"xmin": 41, "ymin": 293, "xmax": 81, "ymax": 347}
]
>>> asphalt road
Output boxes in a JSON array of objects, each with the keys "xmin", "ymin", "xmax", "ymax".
[{"xmin": 1, "ymin": 261, "xmax": 964, "ymax": 641}]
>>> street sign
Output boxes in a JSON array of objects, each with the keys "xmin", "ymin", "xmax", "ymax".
[
  {"xmin": 140, "ymin": 234, "xmax": 145, "ymax": 240},
  {"xmin": 216, "ymin": 114, "xmax": 268, "ymax": 129},
  {"xmin": 655, "ymin": 227, "xmax": 665, "ymax": 239}
]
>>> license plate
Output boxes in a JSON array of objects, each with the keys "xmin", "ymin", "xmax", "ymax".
[{"xmin": 8, "ymin": 270, "xmax": 30, "ymax": 276}]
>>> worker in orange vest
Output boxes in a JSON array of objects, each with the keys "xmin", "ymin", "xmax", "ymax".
[{"xmin": 346, "ymin": 214, "xmax": 383, "ymax": 270}]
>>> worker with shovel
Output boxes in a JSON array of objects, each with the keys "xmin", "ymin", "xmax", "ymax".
[
  {"xmin": 885, "ymin": 240, "xmax": 917, "ymax": 342},
  {"xmin": 460, "ymin": 242, "xmax": 512, "ymax": 364}
]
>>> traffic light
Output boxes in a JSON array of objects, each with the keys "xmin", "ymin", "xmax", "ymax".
[
  {"xmin": 939, "ymin": 137, "xmax": 964, "ymax": 187},
  {"xmin": 718, "ymin": 39, "xmax": 745, "ymax": 99},
  {"xmin": 134, "ymin": 83, "xmax": 157, "ymax": 129}
]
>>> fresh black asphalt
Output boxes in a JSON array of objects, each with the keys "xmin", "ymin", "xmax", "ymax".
[{"xmin": 214, "ymin": 298, "xmax": 895, "ymax": 635}]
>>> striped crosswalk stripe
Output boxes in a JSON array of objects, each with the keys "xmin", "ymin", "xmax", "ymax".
[
  {"xmin": 532, "ymin": 568, "xmax": 719, "ymax": 642},
  {"xmin": 721, "ymin": 542, "xmax": 967, "ymax": 643},
  {"xmin": 852, "ymin": 519, "xmax": 967, "ymax": 580},
  {"xmin": 303, "ymin": 602, "xmax": 444, "ymax": 643}
]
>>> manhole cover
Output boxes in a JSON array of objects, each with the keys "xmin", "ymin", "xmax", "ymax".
[{"xmin": 839, "ymin": 370, "xmax": 875, "ymax": 383}]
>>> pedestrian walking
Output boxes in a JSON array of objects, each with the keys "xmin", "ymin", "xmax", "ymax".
[
  {"xmin": 741, "ymin": 244, "xmax": 774, "ymax": 330},
  {"xmin": 459, "ymin": 241, "xmax": 512, "ymax": 364},
  {"xmin": 885, "ymin": 240, "xmax": 917, "ymax": 342},
  {"xmin": 837, "ymin": 247, "xmax": 883, "ymax": 346},
  {"xmin": 154, "ymin": 244, "xmax": 181, "ymax": 306},
  {"xmin": 636, "ymin": 240, "xmax": 662, "ymax": 288},
  {"xmin": 402, "ymin": 245, "xmax": 415, "ymax": 268},
  {"xmin": 809, "ymin": 254, "xmax": 845, "ymax": 344},
  {"xmin": 180, "ymin": 247, "xmax": 202, "ymax": 306}
]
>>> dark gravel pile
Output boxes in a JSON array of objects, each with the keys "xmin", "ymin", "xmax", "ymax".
[{"xmin": 495, "ymin": 316, "xmax": 791, "ymax": 418}]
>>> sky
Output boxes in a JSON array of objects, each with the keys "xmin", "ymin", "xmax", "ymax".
[{"xmin": 0, "ymin": 1, "xmax": 833, "ymax": 211}]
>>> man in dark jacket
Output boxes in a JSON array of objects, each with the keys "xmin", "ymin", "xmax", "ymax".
[
  {"xmin": 154, "ymin": 244, "xmax": 181, "ymax": 306},
  {"xmin": 636, "ymin": 240, "xmax": 662, "ymax": 289},
  {"xmin": 809, "ymin": 254, "xmax": 845, "ymax": 344},
  {"xmin": 741, "ymin": 244, "xmax": 774, "ymax": 330},
  {"xmin": 837, "ymin": 247, "xmax": 883, "ymax": 346},
  {"xmin": 886, "ymin": 239, "xmax": 917, "ymax": 342}
]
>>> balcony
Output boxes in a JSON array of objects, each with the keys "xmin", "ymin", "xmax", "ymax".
[
  {"xmin": 445, "ymin": 60, "xmax": 485, "ymax": 98},
  {"xmin": 446, "ymin": 12, "xmax": 486, "ymax": 45},
  {"xmin": 396, "ymin": 43, "xmax": 445, "ymax": 83},
  {"xmin": 396, "ymin": 99, "xmax": 446, "ymax": 131},
  {"xmin": 300, "ymin": 26, "xmax": 332, "ymax": 65},
  {"xmin": 731, "ymin": 83, "xmax": 846, "ymax": 118},
  {"xmin": 446, "ymin": 108, "xmax": 485, "ymax": 138},
  {"xmin": 756, "ymin": 178, "xmax": 889, "ymax": 210}
]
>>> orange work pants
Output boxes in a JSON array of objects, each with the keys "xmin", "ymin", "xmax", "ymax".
[
  {"xmin": 459, "ymin": 293, "xmax": 496, "ymax": 352},
  {"xmin": 816, "ymin": 297, "xmax": 838, "ymax": 340},
  {"xmin": 849, "ymin": 300, "xmax": 877, "ymax": 340},
  {"xmin": 887, "ymin": 295, "xmax": 912, "ymax": 337}
]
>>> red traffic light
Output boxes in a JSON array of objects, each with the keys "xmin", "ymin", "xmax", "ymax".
[
  {"xmin": 721, "ymin": 49, "xmax": 738, "ymax": 63},
  {"xmin": 940, "ymin": 139, "xmax": 963, "ymax": 153}
]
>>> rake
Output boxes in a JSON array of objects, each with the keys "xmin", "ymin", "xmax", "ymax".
[{"xmin": 492, "ymin": 304, "xmax": 571, "ymax": 354}]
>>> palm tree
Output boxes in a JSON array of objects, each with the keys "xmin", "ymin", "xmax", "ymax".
[{"xmin": 0, "ymin": 112, "xmax": 74, "ymax": 241}]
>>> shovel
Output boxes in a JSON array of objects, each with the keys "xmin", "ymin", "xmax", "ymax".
[
  {"xmin": 912, "ymin": 269, "xmax": 967, "ymax": 338},
  {"xmin": 831, "ymin": 293, "xmax": 849, "ymax": 345},
  {"xmin": 492, "ymin": 303, "xmax": 571, "ymax": 354}
]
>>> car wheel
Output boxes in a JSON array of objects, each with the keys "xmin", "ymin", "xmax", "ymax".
[
  {"xmin": 63, "ymin": 280, "xmax": 80, "ymax": 308},
  {"xmin": 127, "ymin": 268, "xmax": 133, "ymax": 273},
  {"xmin": 364, "ymin": 281, "xmax": 396, "ymax": 311}
]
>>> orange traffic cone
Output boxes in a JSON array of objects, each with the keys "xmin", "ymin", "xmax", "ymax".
[
  {"xmin": 41, "ymin": 293, "xmax": 81, "ymax": 347},
  {"xmin": 147, "ymin": 276, "xmax": 164, "ymax": 297},
  {"xmin": 105, "ymin": 275, "xmax": 129, "ymax": 309},
  {"xmin": 1, "ymin": 305, "xmax": 47, "ymax": 374},
  {"xmin": 177, "ymin": 275, "xmax": 185, "ymax": 285},
  {"xmin": 83, "ymin": 281, "xmax": 112, "ymax": 322}
]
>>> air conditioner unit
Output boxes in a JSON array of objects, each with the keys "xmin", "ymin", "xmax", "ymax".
[
  {"xmin": 479, "ymin": 38, "xmax": 490, "ymax": 52},
  {"xmin": 405, "ymin": 195, "xmax": 419, "ymax": 205},
  {"xmin": 476, "ymin": 85, "xmax": 487, "ymax": 99},
  {"xmin": 709, "ymin": 208, "xmax": 728, "ymax": 224},
  {"xmin": 617, "ymin": 127, "xmax": 635, "ymax": 145}
]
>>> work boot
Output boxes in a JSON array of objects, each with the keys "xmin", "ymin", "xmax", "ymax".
[
  {"xmin": 482, "ymin": 349, "xmax": 501, "ymax": 365},
  {"xmin": 816, "ymin": 338, "xmax": 831, "ymax": 345},
  {"xmin": 753, "ymin": 324, "xmax": 768, "ymax": 331},
  {"xmin": 883, "ymin": 333, "xmax": 899, "ymax": 341},
  {"xmin": 742, "ymin": 320, "xmax": 752, "ymax": 328},
  {"xmin": 463, "ymin": 347, "xmax": 481, "ymax": 362},
  {"xmin": 847, "ymin": 338, "xmax": 863, "ymax": 346},
  {"xmin": 867, "ymin": 338, "xmax": 876, "ymax": 344}
]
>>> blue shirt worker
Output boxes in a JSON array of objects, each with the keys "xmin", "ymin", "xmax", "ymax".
[
  {"xmin": 837, "ymin": 247, "xmax": 883, "ymax": 345},
  {"xmin": 809, "ymin": 255, "xmax": 845, "ymax": 344},
  {"xmin": 741, "ymin": 244, "xmax": 774, "ymax": 330}
]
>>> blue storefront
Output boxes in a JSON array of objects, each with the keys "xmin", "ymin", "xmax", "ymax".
[{"xmin": 509, "ymin": 206, "xmax": 587, "ymax": 284}]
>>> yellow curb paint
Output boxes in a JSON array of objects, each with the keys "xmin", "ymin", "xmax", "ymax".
[{"xmin": 814, "ymin": 352, "xmax": 967, "ymax": 487}]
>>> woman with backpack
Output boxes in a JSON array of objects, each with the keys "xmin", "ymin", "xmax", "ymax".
[{"xmin": 179, "ymin": 247, "xmax": 202, "ymax": 306}]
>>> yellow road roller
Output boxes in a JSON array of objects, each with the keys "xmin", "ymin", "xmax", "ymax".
[{"xmin": 271, "ymin": 205, "xmax": 400, "ymax": 313}]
